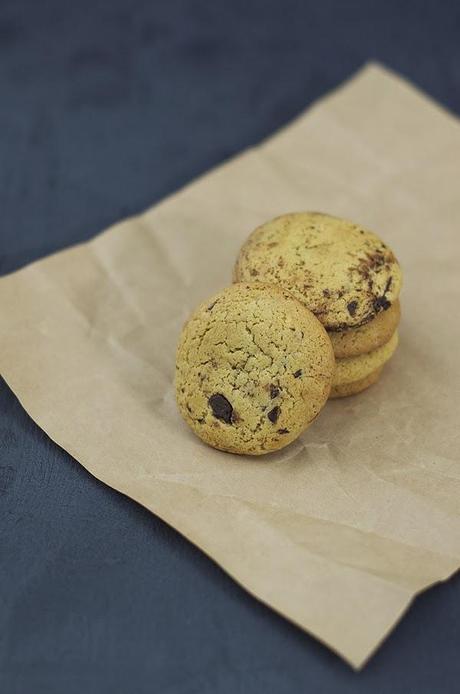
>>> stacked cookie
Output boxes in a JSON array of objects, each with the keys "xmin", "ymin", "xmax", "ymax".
[
  {"xmin": 233, "ymin": 212, "xmax": 402, "ymax": 398},
  {"xmin": 176, "ymin": 211, "xmax": 402, "ymax": 455}
]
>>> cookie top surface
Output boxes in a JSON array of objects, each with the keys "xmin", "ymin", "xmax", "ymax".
[
  {"xmin": 175, "ymin": 283, "xmax": 335, "ymax": 455},
  {"xmin": 233, "ymin": 212, "xmax": 402, "ymax": 331}
]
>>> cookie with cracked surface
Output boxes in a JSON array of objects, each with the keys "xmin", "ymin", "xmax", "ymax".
[
  {"xmin": 175, "ymin": 283, "xmax": 335, "ymax": 455},
  {"xmin": 332, "ymin": 331, "xmax": 398, "ymax": 396},
  {"xmin": 330, "ymin": 300, "xmax": 401, "ymax": 359},
  {"xmin": 330, "ymin": 366, "xmax": 383, "ymax": 399},
  {"xmin": 233, "ymin": 212, "xmax": 402, "ymax": 331}
]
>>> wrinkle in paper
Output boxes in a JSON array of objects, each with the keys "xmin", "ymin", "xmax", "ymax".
[{"xmin": 1, "ymin": 64, "xmax": 460, "ymax": 668}]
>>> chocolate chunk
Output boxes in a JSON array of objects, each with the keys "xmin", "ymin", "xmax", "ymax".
[
  {"xmin": 366, "ymin": 251, "xmax": 385, "ymax": 268},
  {"xmin": 207, "ymin": 299, "xmax": 218, "ymax": 311},
  {"xmin": 293, "ymin": 369, "xmax": 302, "ymax": 378},
  {"xmin": 384, "ymin": 276, "xmax": 392, "ymax": 293},
  {"xmin": 208, "ymin": 394, "xmax": 233, "ymax": 424},
  {"xmin": 267, "ymin": 406, "xmax": 280, "ymax": 424},
  {"xmin": 269, "ymin": 384, "xmax": 280, "ymax": 399},
  {"xmin": 373, "ymin": 296, "xmax": 391, "ymax": 312},
  {"xmin": 347, "ymin": 300, "xmax": 358, "ymax": 316},
  {"xmin": 277, "ymin": 428, "xmax": 289, "ymax": 434}
]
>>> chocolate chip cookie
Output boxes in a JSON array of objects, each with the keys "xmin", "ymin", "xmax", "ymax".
[
  {"xmin": 175, "ymin": 283, "xmax": 335, "ymax": 455},
  {"xmin": 233, "ymin": 212, "xmax": 402, "ymax": 332},
  {"xmin": 234, "ymin": 212, "xmax": 402, "ymax": 397}
]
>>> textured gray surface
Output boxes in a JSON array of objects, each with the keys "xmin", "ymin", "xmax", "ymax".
[{"xmin": 1, "ymin": 0, "xmax": 459, "ymax": 691}]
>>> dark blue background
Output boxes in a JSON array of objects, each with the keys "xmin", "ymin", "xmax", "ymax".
[{"xmin": 1, "ymin": 1, "xmax": 459, "ymax": 692}]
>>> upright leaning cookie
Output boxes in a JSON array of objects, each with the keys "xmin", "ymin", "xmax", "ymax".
[
  {"xmin": 234, "ymin": 212, "xmax": 402, "ymax": 396},
  {"xmin": 175, "ymin": 283, "xmax": 335, "ymax": 455}
]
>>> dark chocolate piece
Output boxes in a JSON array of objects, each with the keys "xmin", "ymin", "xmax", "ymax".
[
  {"xmin": 347, "ymin": 300, "xmax": 358, "ymax": 316},
  {"xmin": 267, "ymin": 406, "xmax": 280, "ymax": 424},
  {"xmin": 269, "ymin": 384, "xmax": 280, "ymax": 399},
  {"xmin": 373, "ymin": 296, "xmax": 391, "ymax": 312},
  {"xmin": 208, "ymin": 393, "xmax": 233, "ymax": 424}
]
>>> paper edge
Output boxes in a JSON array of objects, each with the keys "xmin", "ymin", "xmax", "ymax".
[{"xmin": 3, "ymin": 61, "xmax": 459, "ymax": 286}]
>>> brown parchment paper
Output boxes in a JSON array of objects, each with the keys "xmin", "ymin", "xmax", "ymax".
[{"xmin": 1, "ymin": 64, "xmax": 460, "ymax": 668}]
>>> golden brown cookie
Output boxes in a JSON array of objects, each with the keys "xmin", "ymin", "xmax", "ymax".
[
  {"xmin": 233, "ymin": 212, "xmax": 402, "ymax": 331},
  {"xmin": 175, "ymin": 283, "xmax": 335, "ymax": 455},
  {"xmin": 330, "ymin": 300, "xmax": 401, "ymax": 359},
  {"xmin": 329, "ymin": 366, "xmax": 384, "ymax": 398},
  {"xmin": 333, "ymin": 331, "xmax": 398, "ymax": 388}
]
